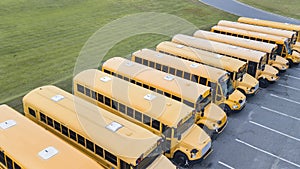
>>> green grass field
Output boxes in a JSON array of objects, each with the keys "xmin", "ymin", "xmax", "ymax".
[
  {"xmin": 0, "ymin": 0, "xmax": 237, "ymax": 111},
  {"xmin": 239, "ymin": 0, "xmax": 300, "ymax": 20}
]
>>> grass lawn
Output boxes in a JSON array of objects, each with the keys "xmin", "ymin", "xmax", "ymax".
[
  {"xmin": 239, "ymin": 0, "xmax": 300, "ymax": 20},
  {"xmin": 0, "ymin": 0, "xmax": 236, "ymax": 112}
]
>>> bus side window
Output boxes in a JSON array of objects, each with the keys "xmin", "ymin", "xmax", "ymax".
[
  {"xmin": 14, "ymin": 163, "xmax": 21, "ymax": 169},
  {"xmin": 200, "ymin": 77, "xmax": 207, "ymax": 85},
  {"xmin": 112, "ymin": 100, "xmax": 118, "ymax": 110},
  {"xmin": 127, "ymin": 107, "xmax": 134, "ymax": 118},
  {"xmin": 192, "ymin": 74, "xmax": 199, "ymax": 83},
  {"xmin": 172, "ymin": 95, "xmax": 181, "ymax": 102},
  {"xmin": 86, "ymin": 139, "xmax": 94, "ymax": 152},
  {"xmin": 135, "ymin": 57, "xmax": 142, "ymax": 64},
  {"xmin": 40, "ymin": 112, "xmax": 46, "ymax": 123},
  {"xmin": 85, "ymin": 88, "xmax": 91, "ymax": 97},
  {"xmin": 152, "ymin": 120, "xmax": 160, "ymax": 131},
  {"xmin": 120, "ymin": 160, "xmax": 131, "ymax": 169},
  {"xmin": 28, "ymin": 107, "xmax": 36, "ymax": 117},
  {"xmin": 69, "ymin": 129, "xmax": 77, "ymax": 141},
  {"xmin": 149, "ymin": 61, "xmax": 155, "ymax": 68},
  {"xmin": 95, "ymin": 145, "xmax": 104, "ymax": 157},
  {"xmin": 143, "ymin": 114, "xmax": 151, "ymax": 126},
  {"xmin": 184, "ymin": 72, "xmax": 191, "ymax": 80},
  {"xmin": 97, "ymin": 93, "xmax": 104, "ymax": 103},
  {"xmin": 143, "ymin": 59, "xmax": 149, "ymax": 66},
  {"xmin": 54, "ymin": 120, "xmax": 61, "ymax": 132},
  {"xmin": 176, "ymin": 70, "xmax": 183, "ymax": 77},
  {"xmin": 162, "ymin": 65, "xmax": 168, "ymax": 72},
  {"xmin": 0, "ymin": 151, "xmax": 4, "ymax": 165},
  {"xmin": 250, "ymin": 37, "xmax": 256, "ymax": 40},
  {"xmin": 62, "ymin": 125, "xmax": 69, "ymax": 137},
  {"xmin": 104, "ymin": 97, "xmax": 111, "ymax": 107},
  {"xmin": 6, "ymin": 156, "xmax": 13, "ymax": 169},
  {"xmin": 119, "ymin": 103, "xmax": 126, "ymax": 114},
  {"xmin": 47, "ymin": 116, "xmax": 54, "ymax": 127},
  {"xmin": 77, "ymin": 134, "xmax": 85, "ymax": 146},
  {"xmin": 77, "ymin": 84, "xmax": 84, "ymax": 94},
  {"xmin": 169, "ymin": 67, "xmax": 175, "ymax": 75},
  {"xmin": 104, "ymin": 69, "xmax": 111, "ymax": 74},
  {"xmin": 156, "ymin": 63, "xmax": 162, "ymax": 70}
]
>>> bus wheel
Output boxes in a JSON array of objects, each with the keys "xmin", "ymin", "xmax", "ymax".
[
  {"xmin": 174, "ymin": 152, "xmax": 189, "ymax": 167},
  {"xmin": 258, "ymin": 78, "xmax": 269, "ymax": 88},
  {"xmin": 288, "ymin": 59, "xmax": 294, "ymax": 67},
  {"xmin": 220, "ymin": 104, "xmax": 231, "ymax": 115}
]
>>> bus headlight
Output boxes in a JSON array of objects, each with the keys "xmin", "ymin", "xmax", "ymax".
[
  {"xmin": 217, "ymin": 120, "xmax": 222, "ymax": 125},
  {"xmin": 190, "ymin": 149, "xmax": 198, "ymax": 158},
  {"xmin": 232, "ymin": 105, "xmax": 238, "ymax": 109}
]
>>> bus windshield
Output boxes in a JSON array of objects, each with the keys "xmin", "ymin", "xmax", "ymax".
[
  {"xmin": 137, "ymin": 145, "xmax": 162, "ymax": 169},
  {"xmin": 271, "ymin": 48, "xmax": 277, "ymax": 60},
  {"xmin": 219, "ymin": 74, "xmax": 234, "ymax": 97},
  {"xmin": 197, "ymin": 94, "xmax": 212, "ymax": 112},
  {"xmin": 236, "ymin": 65, "xmax": 247, "ymax": 80},
  {"xmin": 258, "ymin": 56, "xmax": 267, "ymax": 70},
  {"xmin": 285, "ymin": 40, "xmax": 293, "ymax": 55},
  {"xmin": 175, "ymin": 114, "xmax": 194, "ymax": 139}
]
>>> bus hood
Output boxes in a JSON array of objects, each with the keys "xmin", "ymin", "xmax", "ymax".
[
  {"xmin": 203, "ymin": 103, "xmax": 227, "ymax": 130},
  {"xmin": 261, "ymin": 65, "xmax": 279, "ymax": 81},
  {"xmin": 146, "ymin": 155, "xmax": 176, "ymax": 169},
  {"xmin": 292, "ymin": 51, "xmax": 300, "ymax": 63},
  {"xmin": 180, "ymin": 125, "xmax": 212, "ymax": 158},
  {"xmin": 228, "ymin": 89, "xmax": 246, "ymax": 104},
  {"xmin": 240, "ymin": 73, "xmax": 259, "ymax": 91},
  {"xmin": 293, "ymin": 42, "xmax": 300, "ymax": 53}
]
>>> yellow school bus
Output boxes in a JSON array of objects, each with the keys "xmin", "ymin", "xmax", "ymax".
[
  {"xmin": 171, "ymin": 34, "xmax": 279, "ymax": 88},
  {"xmin": 23, "ymin": 85, "xmax": 176, "ymax": 169},
  {"xmin": 156, "ymin": 41, "xmax": 259, "ymax": 93},
  {"xmin": 211, "ymin": 25, "xmax": 300, "ymax": 65},
  {"xmin": 218, "ymin": 20, "xmax": 297, "ymax": 44},
  {"xmin": 0, "ymin": 104, "xmax": 104, "ymax": 169},
  {"xmin": 194, "ymin": 30, "xmax": 289, "ymax": 71},
  {"xmin": 238, "ymin": 17, "xmax": 300, "ymax": 42},
  {"xmin": 73, "ymin": 70, "xmax": 212, "ymax": 167},
  {"xmin": 102, "ymin": 57, "xmax": 227, "ymax": 136},
  {"xmin": 137, "ymin": 48, "xmax": 247, "ymax": 113}
]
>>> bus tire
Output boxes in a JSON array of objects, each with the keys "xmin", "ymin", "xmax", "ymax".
[
  {"xmin": 237, "ymin": 88, "xmax": 246, "ymax": 96},
  {"xmin": 288, "ymin": 59, "xmax": 294, "ymax": 67},
  {"xmin": 220, "ymin": 104, "xmax": 231, "ymax": 115},
  {"xmin": 258, "ymin": 78, "xmax": 269, "ymax": 88},
  {"xmin": 174, "ymin": 152, "xmax": 189, "ymax": 167}
]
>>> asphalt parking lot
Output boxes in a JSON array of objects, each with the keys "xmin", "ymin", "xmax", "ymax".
[{"xmin": 193, "ymin": 65, "xmax": 300, "ymax": 169}]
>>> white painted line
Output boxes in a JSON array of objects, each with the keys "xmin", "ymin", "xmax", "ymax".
[
  {"xmin": 235, "ymin": 139, "xmax": 300, "ymax": 168},
  {"xmin": 218, "ymin": 161, "xmax": 235, "ymax": 169},
  {"xmin": 278, "ymin": 84, "xmax": 300, "ymax": 91},
  {"xmin": 285, "ymin": 75, "xmax": 300, "ymax": 80},
  {"xmin": 249, "ymin": 121, "xmax": 300, "ymax": 142},
  {"xmin": 270, "ymin": 94, "xmax": 300, "ymax": 105},
  {"xmin": 261, "ymin": 106, "xmax": 300, "ymax": 121},
  {"xmin": 295, "ymin": 68, "xmax": 300, "ymax": 71}
]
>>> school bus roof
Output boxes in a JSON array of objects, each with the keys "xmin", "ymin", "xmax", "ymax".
[
  {"xmin": 238, "ymin": 17, "xmax": 300, "ymax": 32},
  {"xmin": 156, "ymin": 42, "xmax": 246, "ymax": 73},
  {"xmin": 218, "ymin": 20, "xmax": 296, "ymax": 40},
  {"xmin": 0, "ymin": 104, "xmax": 104, "ymax": 169},
  {"xmin": 74, "ymin": 69, "xmax": 193, "ymax": 128},
  {"xmin": 194, "ymin": 30, "xmax": 277, "ymax": 53},
  {"xmin": 172, "ymin": 34, "xmax": 266, "ymax": 63},
  {"xmin": 22, "ymin": 86, "xmax": 161, "ymax": 165},
  {"xmin": 211, "ymin": 25, "xmax": 288, "ymax": 44},
  {"xmin": 102, "ymin": 57, "xmax": 211, "ymax": 103}
]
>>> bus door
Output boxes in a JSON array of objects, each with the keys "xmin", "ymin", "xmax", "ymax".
[{"xmin": 247, "ymin": 61, "xmax": 257, "ymax": 78}]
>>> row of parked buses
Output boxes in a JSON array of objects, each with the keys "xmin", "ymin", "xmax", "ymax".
[{"xmin": 1, "ymin": 17, "xmax": 300, "ymax": 169}]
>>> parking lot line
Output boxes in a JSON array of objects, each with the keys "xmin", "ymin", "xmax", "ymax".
[
  {"xmin": 218, "ymin": 161, "xmax": 235, "ymax": 169},
  {"xmin": 285, "ymin": 75, "xmax": 300, "ymax": 80},
  {"xmin": 261, "ymin": 106, "xmax": 300, "ymax": 121},
  {"xmin": 278, "ymin": 84, "xmax": 300, "ymax": 91},
  {"xmin": 270, "ymin": 94, "xmax": 300, "ymax": 105},
  {"xmin": 249, "ymin": 121, "xmax": 300, "ymax": 142},
  {"xmin": 235, "ymin": 139, "xmax": 300, "ymax": 168}
]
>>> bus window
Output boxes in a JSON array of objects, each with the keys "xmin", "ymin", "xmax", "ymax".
[
  {"xmin": 200, "ymin": 77, "xmax": 207, "ymax": 85},
  {"xmin": 156, "ymin": 63, "xmax": 162, "ymax": 70},
  {"xmin": 95, "ymin": 145, "xmax": 103, "ymax": 157},
  {"xmin": 143, "ymin": 59, "xmax": 149, "ymax": 66},
  {"xmin": 184, "ymin": 72, "xmax": 191, "ymax": 80},
  {"xmin": 247, "ymin": 61, "xmax": 257, "ymax": 77},
  {"xmin": 176, "ymin": 70, "xmax": 183, "ymax": 77},
  {"xmin": 149, "ymin": 61, "xmax": 155, "ymax": 68},
  {"xmin": 0, "ymin": 151, "xmax": 4, "ymax": 165},
  {"xmin": 135, "ymin": 57, "xmax": 142, "ymax": 64},
  {"xmin": 169, "ymin": 67, "xmax": 175, "ymax": 74},
  {"xmin": 120, "ymin": 160, "xmax": 131, "ymax": 169},
  {"xmin": 6, "ymin": 156, "xmax": 13, "ymax": 169},
  {"xmin": 162, "ymin": 65, "xmax": 168, "ymax": 72},
  {"xmin": 192, "ymin": 74, "xmax": 199, "ymax": 83},
  {"xmin": 77, "ymin": 84, "xmax": 84, "ymax": 94},
  {"xmin": 28, "ymin": 107, "xmax": 36, "ymax": 117},
  {"xmin": 77, "ymin": 134, "xmax": 85, "ymax": 146},
  {"xmin": 86, "ymin": 139, "xmax": 95, "ymax": 152},
  {"xmin": 152, "ymin": 120, "xmax": 160, "ymax": 131}
]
